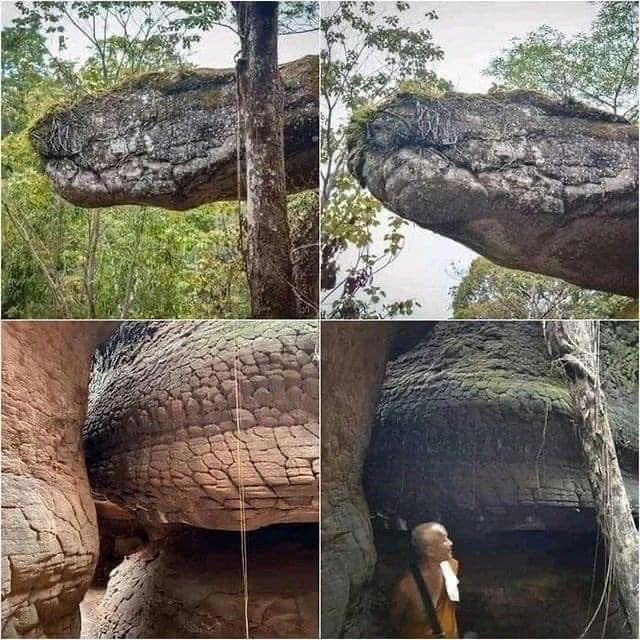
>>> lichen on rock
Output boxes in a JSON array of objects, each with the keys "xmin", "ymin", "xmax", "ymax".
[{"xmin": 30, "ymin": 56, "xmax": 319, "ymax": 210}]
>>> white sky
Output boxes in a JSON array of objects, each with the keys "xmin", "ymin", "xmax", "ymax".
[
  {"xmin": 0, "ymin": 2, "xmax": 318, "ymax": 66},
  {"xmin": 322, "ymin": 1, "xmax": 602, "ymax": 319}
]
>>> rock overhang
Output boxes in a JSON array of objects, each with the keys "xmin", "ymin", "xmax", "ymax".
[
  {"xmin": 30, "ymin": 55, "xmax": 319, "ymax": 210},
  {"xmin": 347, "ymin": 90, "xmax": 638, "ymax": 297},
  {"xmin": 365, "ymin": 322, "xmax": 639, "ymax": 533},
  {"xmin": 83, "ymin": 321, "xmax": 319, "ymax": 533}
]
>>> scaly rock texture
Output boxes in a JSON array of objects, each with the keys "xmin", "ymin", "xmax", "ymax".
[
  {"xmin": 321, "ymin": 321, "xmax": 394, "ymax": 638},
  {"xmin": 30, "ymin": 56, "xmax": 318, "ymax": 210},
  {"xmin": 86, "ymin": 527, "xmax": 318, "ymax": 638},
  {"xmin": 1, "ymin": 321, "xmax": 118, "ymax": 638},
  {"xmin": 83, "ymin": 321, "xmax": 319, "ymax": 532},
  {"xmin": 348, "ymin": 91, "xmax": 638, "ymax": 296},
  {"xmin": 365, "ymin": 322, "xmax": 638, "ymax": 533}
]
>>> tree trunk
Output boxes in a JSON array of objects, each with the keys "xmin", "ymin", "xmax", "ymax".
[
  {"xmin": 233, "ymin": 1, "xmax": 297, "ymax": 318},
  {"xmin": 543, "ymin": 320, "xmax": 639, "ymax": 636}
]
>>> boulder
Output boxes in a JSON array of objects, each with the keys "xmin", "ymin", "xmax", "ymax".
[
  {"xmin": 30, "ymin": 56, "xmax": 318, "ymax": 210},
  {"xmin": 348, "ymin": 91, "xmax": 638, "ymax": 296}
]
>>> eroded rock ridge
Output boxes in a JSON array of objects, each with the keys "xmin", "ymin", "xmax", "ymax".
[{"xmin": 31, "ymin": 56, "xmax": 319, "ymax": 209}]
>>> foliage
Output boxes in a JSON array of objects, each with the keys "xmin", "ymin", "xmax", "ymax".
[
  {"xmin": 485, "ymin": 1, "xmax": 638, "ymax": 120},
  {"xmin": 321, "ymin": 1, "xmax": 444, "ymax": 318},
  {"xmin": 321, "ymin": 173, "xmax": 418, "ymax": 318},
  {"xmin": 451, "ymin": 257, "xmax": 636, "ymax": 320},
  {"xmin": 1, "ymin": 115, "xmax": 250, "ymax": 318}
]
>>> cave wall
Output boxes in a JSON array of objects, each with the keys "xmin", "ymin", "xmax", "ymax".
[
  {"xmin": 86, "ymin": 526, "xmax": 318, "ymax": 639},
  {"xmin": 1, "ymin": 322, "xmax": 118, "ymax": 638},
  {"xmin": 360, "ymin": 321, "xmax": 637, "ymax": 638},
  {"xmin": 320, "ymin": 321, "xmax": 394, "ymax": 638}
]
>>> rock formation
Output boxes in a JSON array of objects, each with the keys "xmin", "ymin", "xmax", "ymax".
[
  {"xmin": 321, "ymin": 321, "xmax": 637, "ymax": 637},
  {"xmin": 2, "ymin": 320, "xmax": 319, "ymax": 639},
  {"xmin": 320, "ymin": 321, "xmax": 394, "ymax": 638},
  {"xmin": 30, "ymin": 56, "xmax": 318, "ymax": 210},
  {"xmin": 348, "ymin": 91, "xmax": 638, "ymax": 296},
  {"xmin": 366, "ymin": 322, "xmax": 638, "ymax": 532},
  {"xmin": 84, "ymin": 321, "xmax": 319, "ymax": 532},
  {"xmin": 1, "ymin": 322, "xmax": 118, "ymax": 638},
  {"xmin": 82, "ymin": 320, "xmax": 319, "ymax": 638},
  {"xmin": 87, "ymin": 527, "xmax": 318, "ymax": 639}
]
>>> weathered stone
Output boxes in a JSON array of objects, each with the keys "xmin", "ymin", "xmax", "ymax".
[
  {"xmin": 86, "ymin": 528, "xmax": 318, "ymax": 638},
  {"xmin": 1, "ymin": 321, "xmax": 117, "ymax": 638},
  {"xmin": 31, "ymin": 56, "xmax": 319, "ymax": 210},
  {"xmin": 320, "ymin": 321, "xmax": 394, "ymax": 638},
  {"xmin": 365, "ymin": 322, "xmax": 639, "ymax": 533},
  {"xmin": 348, "ymin": 91, "xmax": 638, "ymax": 296},
  {"xmin": 83, "ymin": 321, "xmax": 319, "ymax": 532}
]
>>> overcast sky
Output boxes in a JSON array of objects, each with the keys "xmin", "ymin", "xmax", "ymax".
[
  {"xmin": 322, "ymin": 1, "xmax": 602, "ymax": 319},
  {"xmin": 0, "ymin": 2, "xmax": 318, "ymax": 66}
]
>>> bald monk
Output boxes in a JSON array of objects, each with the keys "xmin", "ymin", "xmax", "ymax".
[{"xmin": 391, "ymin": 522, "xmax": 460, "ymax": 638}]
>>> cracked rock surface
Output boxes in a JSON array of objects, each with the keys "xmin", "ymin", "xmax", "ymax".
[
  {"xmin": 1, "ymin": 322, "xmax": 118, "ymax": 638},
  {"xmin": 320, "ymin": 322, "xmax": 393, "ymax": 638},
  {"xmin": 31, "ymin": 56, "xmax": 318, "ymax": 210},
  {"xmin": 348, "ymin": 91, "xmax": 638, "ymax": 296},
  {"xmin": 84, "ymin": 321, "xmax": 319, "ymax": 532},
  {"xmin": 365, "ymin": 322, "xmax": 639, "ymax": 532}
]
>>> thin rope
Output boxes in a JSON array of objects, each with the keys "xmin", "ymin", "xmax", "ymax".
[
  {"xmin": 233, "ymin": 338, "xmax": 250, "ymax": 639},
  {"xmin": 535, "ymin": 399, "xmax": 550, "ymax": 494},
  {"xmin": 234, "ymin": 44, "xmax": 253, "ymax": 318},
  {"xmin": 587, "ymin": 524, "xmax": 601, "ymax": 617}
]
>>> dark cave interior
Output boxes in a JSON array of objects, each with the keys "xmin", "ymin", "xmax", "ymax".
[{"xmin": 368, "ymin": 523, "xmax": 631, "ymax": 639}]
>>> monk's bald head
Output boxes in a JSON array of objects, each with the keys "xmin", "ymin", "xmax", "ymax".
[{"xmin": 411, "ymin": 522, "xmax": 450, "ymax": 560}]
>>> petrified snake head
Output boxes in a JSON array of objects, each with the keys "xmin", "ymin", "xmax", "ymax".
[{"xmin": 83, "ymin": 320, "xmax": 319, "ymax": 532}]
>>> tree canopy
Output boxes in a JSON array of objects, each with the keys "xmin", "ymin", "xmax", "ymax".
[
  {"xmin": 485, "ymin": 1, "xmax": 638, "ymax": 120},
  {"xmin": 451, "ymin": 258, "xmax": 636, "ymax": 320}
]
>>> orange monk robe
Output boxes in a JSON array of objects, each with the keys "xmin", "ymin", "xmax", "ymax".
[{"xmin": 391, "ymin": 558, "xmax": 459, "ymax": 639}]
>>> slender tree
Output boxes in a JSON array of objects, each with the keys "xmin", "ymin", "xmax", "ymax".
[
  {"xmin": 543, "ymin": 320, "xmax": 639, "ymax": 636},
  {"xmin": 233, "ymin": 1, "xmax": 297, "ymax": 318}
]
